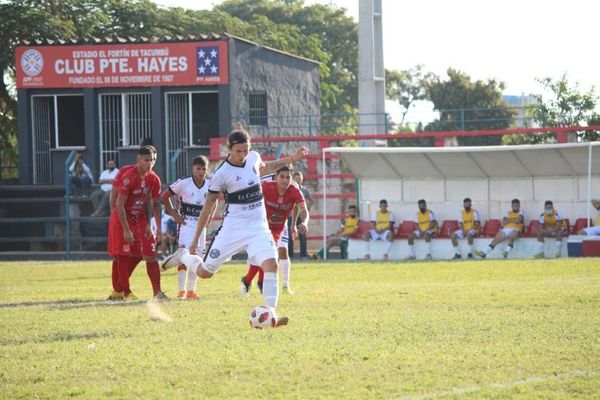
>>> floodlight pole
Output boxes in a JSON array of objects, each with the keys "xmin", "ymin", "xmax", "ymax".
[
  {"xmin": 587, "ymin": 142, "xmax": 592, "ymax": 229},
  {"xmin": 322, "ymin": 148, "xmax": 327, "ymax": 260}
]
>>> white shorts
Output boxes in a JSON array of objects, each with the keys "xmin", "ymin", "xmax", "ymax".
[
  {"xmin": 369, "ymin": 229, "xmax": 392, "ymax": 241},
  {"xmin": 178, "ymin": 222, "xmax": 206, "ymax": 256},
  {"xmin": 453, "ymin": 229, "xmax": 477, "ymax": 239},
  {"xmin": 413, "ymin": 229, "xmax": 436, "ymax": 238},
  {"xmin": 277, "ymin": 225, "xmax": 289, "ymax": 248},
  {"xmin": 582, "ymin": 226, "xmax": 600, "ymax": 236},
  {"xmin": 501, "ymin": 227, "xmax": 519, "ymax": 238},
  {"xmin": 203, "ymin": 224, "xmax": 277, "ymax": 274}
]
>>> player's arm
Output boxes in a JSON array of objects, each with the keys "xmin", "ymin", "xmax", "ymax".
[
  {"xmin": 160, "ymin": 189, "xmax": 184, "ymax": 225},
  {"xmin": 116, "ymin": 193, "xmax": 133, "ymax": 242},
  {"xmin": 296, "ymin": 201, "xmax": 309, "ymax": 235},
  {"xmin": 189, "ymin": 191, "xmax": 219, "ymax": 254},
  {"xmin": 259, "ymin": 146, "xmax": 308, "ymax": 176},
  {"xmin": 152, "ymin": 196, "xmax": 162, "ymax": 239}
]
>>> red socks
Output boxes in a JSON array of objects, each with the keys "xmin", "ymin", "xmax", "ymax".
[
  {"xmin": 244, "ymin": 265, "xmax": 262, "ymax": 286},
  {"xmin": 146, "ymin": 261, "xmax": 161, "ymax": 295}
]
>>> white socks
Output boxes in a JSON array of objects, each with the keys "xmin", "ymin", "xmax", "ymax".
[
  {"xmin": 453, "ymin": 246, "xmax": 460, "ymax": 254},
  {"xmin": 181, "ymin": 253, "xmax": 202, "ymax": 275},
  {"xmin": 187, "ymin": 267, "xmax": 198, "ymax": 292},
  {"xmin": 385, "ymin": 240, "xmax": 392, "ymax": 254},
  {"xmin": 484, "ymin": 245, "xmax": 494, "ymax": 255},
  {"xmin": 262, "ymin": 272, "xmax": 279, "ymax": 307},
  {"xmin": 280, "ymin": 258, "xmax": 290, "ymax": 288},
  {"xmin": 536, "ymin": 241, "xmax": 544, "ymax": 253},
  {"xmin": 177, "ymin": 270, "xmax": 186, "ymax": 292},
  {"xmin": 409, "ymin": 245, "xmax": 415, "ymax": 257},
  {"xmin": 426, "ymin": 242, "xmax": 432, "ymax": 256}
]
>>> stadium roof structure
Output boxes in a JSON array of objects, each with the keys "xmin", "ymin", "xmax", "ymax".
[
  {"xmin": 323, "ymin": 142, "xmax": 600, "ymax": 180},
  {"xmin": 319, "ymin": 142, "xmax": 600, "ymax": 259}
]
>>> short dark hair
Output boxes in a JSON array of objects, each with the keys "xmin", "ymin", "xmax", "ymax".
[
  {"xmin": 348, "ymin": 205, "xmax": 357, "ymax": 210},
  {"xmin": 293, "ymin": 171, "xmax": 303, "ymax": 178},
  {"xmin": 228, "ymin": 128, "xmax": 251, "ymax": 147},
  {"xmin": 192, "ymin": 155, "xmax": 208, "ymax": 167},
  {"xmin": 276, "ymin": 166, "xmax": 292, "ymax": 175},
  {"xmin": 379, "ymin": 199, "xmax": 387, "ymax": 204},
  {"xmin": 138, "ymin": 145, "xmax": 156, "ymax": 156},
  {"xmin": 418, "ymin": 199, "xmax": 426, "ymax": 205},
  {"xmin": 544, "ymin": 200, "xmax": 553, "ymax": 207},
  {"xmin": 464, "ymin": 197, "xmax": 472, "ymax": 203},
  {"xmin": 511, "ymin": 198, "xmax": 520, "ymax": 205}
]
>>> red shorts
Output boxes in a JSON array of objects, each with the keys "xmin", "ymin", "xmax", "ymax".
[
  {"xmin": 108, "ymin": 212, "xmax": 156, "ymax": 257},
  {"xmin": 270, "ymin": 227, "xmax": 283, "ymax": 244}
]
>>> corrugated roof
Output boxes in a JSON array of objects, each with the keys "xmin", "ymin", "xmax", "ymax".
[{"xmin": 19, "ymin": 33, "xmax": 320, "ymax": 64}]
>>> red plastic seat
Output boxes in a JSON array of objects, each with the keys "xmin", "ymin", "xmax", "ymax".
[
  {"xmin": 349, "ymin": 221, "xmax": 372, "ymax": 239},
  {"xmin": 438, "ymin": 220, "xmax": 459, "ymax": 238},
  {"xmin": 481, "ymin": 219, "xmax": 501, "ymax": 238},
  {"xmin": 524, "ymin": 220, "xmax": 540, "ymax": 237},
  {"xmin": 573, "ymin": 218, "xmax": 593, "ymax": 234},
  {"xmin": 395, "ymin": 221, "xmax": 416, "ymax": 239}
]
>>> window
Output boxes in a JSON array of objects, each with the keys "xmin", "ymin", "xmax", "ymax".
[
  {"xmin": 56, "ymin": 96, "xmax": 85, "ymax": 147},
  {"xmin": 249, "ymin": 91, "xmax": 268, "ymax": 126}
]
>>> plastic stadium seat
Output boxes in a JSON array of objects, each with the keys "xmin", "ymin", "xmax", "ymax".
[
  {"xmin": 438, "ymin": 220, "xmax": 459, "ymax": 238},
  {"xmin": 481, "ymin": 219, "xmax": 501, "ymax": 238},
  {"xmin": 524, "ymin": 220, "xmax": 540, "ymax": 237},
  {"xmin": 350, "ymin": 221, "xmax": 372, "ymax": 239},
  {"xmin": 395, "ymin": 221, "xmax": 416, "ymax": 239},
  {"xmin": 573, "ymin": 218, "xmax": 594, "ymax": 234}
]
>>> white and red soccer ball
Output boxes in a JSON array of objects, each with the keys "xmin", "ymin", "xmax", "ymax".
[{"xmin": 249, "ymin": 305, "xmax": 277, "ymax": 329}]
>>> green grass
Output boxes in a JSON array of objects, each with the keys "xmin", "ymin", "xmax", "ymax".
[{"xmin": 1, "ymin": 259, "xmax": 600, "ymax": 399}]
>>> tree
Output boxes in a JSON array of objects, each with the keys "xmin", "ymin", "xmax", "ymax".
[
  {"xmin": 425, "ymin": 68, "xmax": 514, "ymax": 145},
  {"xmin": 385, "ymin": 65, "xmax": 434, "ymax": 126},
  {"xmin": 216, "ymin": 0, "xmax": 358, "ymax": 113}
]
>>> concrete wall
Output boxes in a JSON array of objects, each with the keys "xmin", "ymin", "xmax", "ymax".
[{"xmin": 229, "ymin": 39, "xmax": 320, "ymax": 142}]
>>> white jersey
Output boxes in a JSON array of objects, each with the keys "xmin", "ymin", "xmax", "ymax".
[
  {"xmin": 208, "ymin": 151, "xmax": 268, "ymax": 229},
  {"xmin": 169, "ymin": 176, "xmax": 210, "ymax": 222}
]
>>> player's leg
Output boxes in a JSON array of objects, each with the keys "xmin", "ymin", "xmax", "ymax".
[
  {"xmin": 176, "ymin": 264, "xmax": 187, "ymax": 298},
  {"xmin": 555, "ymin": 229, "xmax": 563, "ymax": 257},
  {"xmin": 184, "ymin": 233, "xmax": 204, "ymax": 299},
  {"xmin": 451, "ymin": 230, "xmax": 463, "ymax": 259},
  {"xmin": 277, "ymin": 226, "xmax": 293, "ymax": 293},
  {"xmin": 364, "ymin": 230, "xmax": 375, "ymax": 260},
  {"xmin": 535, "ymin": 228, "xmax": 546, "ymax": 258},
  {"xmin": 479, "ymin": 229, "xmax": 507, "ymax": 258},
  {"xmin": 406, "ymin": 231, "xmax": 418, "ymax": 260},
  {"xmin": 383, "ymin": 230, "xmax": 392, "ymax": 260},
  {"xmin": 504, "ymin": 230, "xmax": 519, "ymax": 258},
  {"xmin": 467, "ymin": 230, "xmax": 476, "ymax": 258},
  {"xmin": 423, "ymin": 231, "xmax": 432, "ymax": 260},
  {"xmin": 242, "ymin": 264, "xmax": 261, "ymax": 296}
]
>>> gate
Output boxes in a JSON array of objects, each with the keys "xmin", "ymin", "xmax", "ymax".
[
  {"xmin": 165, "ymin": 93, "xmax": 190, "ymax": 181},
  {"xmin": 31, "ymin": 96, "xmax": 53, "ymax": 184}
]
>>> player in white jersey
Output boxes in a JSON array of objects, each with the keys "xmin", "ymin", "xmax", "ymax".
[
  {"xmin": 162, "ymin": 126, "xmax": 308, "ymax": 327},
  {"xmin": 160, "ymin": 156, "xmax": 214, "ymax": 299}
]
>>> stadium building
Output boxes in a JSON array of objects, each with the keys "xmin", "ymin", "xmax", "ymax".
[{"xmin": 15, "ymin": 33, "xmax": 320, "ymax": 185}]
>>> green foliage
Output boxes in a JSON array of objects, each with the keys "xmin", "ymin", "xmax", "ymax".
[
  {"xmin": 1, "ymin": 259, "xmax": 600, "ymax": 398},
  {"xmin": 385, "ymin": 65, "xmax": 434, "ymax": 126},
  {"xmin": 425, "ymin": 69, "xmax": 514, "ymax": 146},
  {"xmin": 504, "ymin": 75, "xmax": 599, "ymax": 145}
]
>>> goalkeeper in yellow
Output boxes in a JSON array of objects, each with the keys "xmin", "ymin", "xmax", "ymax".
[{"xmin": 364, "ymin": 199, "xmax": 395, "ymax": 260}]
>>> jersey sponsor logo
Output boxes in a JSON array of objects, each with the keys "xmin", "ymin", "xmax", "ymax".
[
  {"xmin": 180, "ymin": 202, "xmax": 203, "ymax": 217},
  {"xmin": 227, "ymin": 184, "xmax": 263, "ymax": 205},
  {"xmin": 209, "ymin": 248, "xmax": 220, "ymax": 258}
]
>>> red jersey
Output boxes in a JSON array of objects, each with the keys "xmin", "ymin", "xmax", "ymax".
[
  {"xmin": 115, "ymin": 165, "xmax": 161, "ymax": 225},
  {"xmin": 262, "ymin": 180, "xmax": 305, "ymax": 237}
]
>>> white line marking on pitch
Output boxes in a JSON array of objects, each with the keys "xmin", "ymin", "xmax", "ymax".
[{"xmin": 396, "ymin": 369, "xmax": 600, "ymax": 400}]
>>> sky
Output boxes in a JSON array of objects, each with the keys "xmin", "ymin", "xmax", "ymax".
[{"xmin": 154, "ymin": 0, "xmax": 599, "ymax": 119}]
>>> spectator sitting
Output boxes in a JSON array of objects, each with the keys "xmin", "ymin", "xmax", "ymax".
[
  {"xmin": 152, "ymin": 212, "xmax": 178, "ymax": 260},
  {"xmin": 69, "ymin": 152, "xmax": 93, "ymax": 196},
  {"xmin": 90, "ymin": 160, "xmax": 119, "ymax": 217},
  {"xmin": 312, "ymin": 205, "xmax": 360, "ymax": 260}
]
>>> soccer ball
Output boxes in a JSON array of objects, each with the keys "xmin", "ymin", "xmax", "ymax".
[{"xmin": 249, "ymin": 305, "xmax": 277, "ymax": 329}]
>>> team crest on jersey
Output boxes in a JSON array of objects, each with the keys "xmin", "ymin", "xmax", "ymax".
[
  {"xmin": 248, "ymin": 179, "xmax": 255, "ymax": 185},
  {"xmin": 209, "ymin": 248, "xmax": 220, "ymax": 259}
]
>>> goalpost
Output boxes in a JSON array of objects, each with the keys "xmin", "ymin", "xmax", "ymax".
[{"xmin": 321, "ymin": 142, "xmax": 600, "ymax": 260}]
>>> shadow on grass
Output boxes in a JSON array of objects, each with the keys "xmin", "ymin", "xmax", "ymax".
[
  {"xmin": 0, "ymin": 298, "xmax": 145, "ymax": 310},
  {"xmin": 0, "ymin": 331, "xmax": 130, "ymax": 346}
]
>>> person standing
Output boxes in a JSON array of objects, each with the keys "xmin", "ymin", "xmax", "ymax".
[
  {"xmin": 293, "ymin": 171, "xmax": 312, "ymax": 260},
  {"xmin": 162, "ymin": 126, "xmax": 308, "ymax": 326}
]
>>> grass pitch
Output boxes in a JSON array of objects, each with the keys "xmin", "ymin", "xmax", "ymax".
[{"xmin": 1, "ymin": 258, "xmax": 599, "ymax": 399}]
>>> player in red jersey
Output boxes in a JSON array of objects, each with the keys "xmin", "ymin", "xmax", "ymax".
[
  {"xmin": 106, "ymin": 146, "xmax": 165, "ymax": 301},
  {"xmin": 240, "ymin": 166, "xmax": 309, "ymax": 295}
]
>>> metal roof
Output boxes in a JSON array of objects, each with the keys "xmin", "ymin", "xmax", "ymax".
[
  {"xmin": 325, "ymin": 142, "xmax": 600, "ymax": 179},
  {"xmin": 18, "ymin": 33, "xmax": 320, "ymax": 65}
]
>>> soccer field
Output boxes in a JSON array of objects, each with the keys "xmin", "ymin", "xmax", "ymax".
[{"xmin": 1, "ymin": 259, "xmax": 599, "ymax": 399}]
